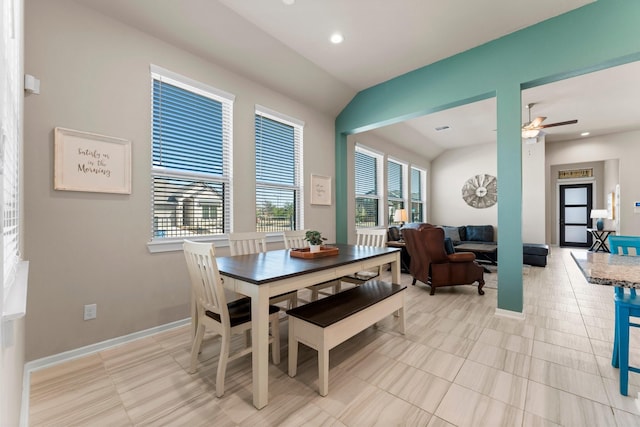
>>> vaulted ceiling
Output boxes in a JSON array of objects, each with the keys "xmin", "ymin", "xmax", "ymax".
[{"xmin": 73, "ymin": 0, "xmax": 640, "ymax": 159}]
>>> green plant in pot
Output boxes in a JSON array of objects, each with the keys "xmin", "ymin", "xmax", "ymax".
[{"xmin": 305, "ymin": 230, "xmax": 327, "ymax": 252}]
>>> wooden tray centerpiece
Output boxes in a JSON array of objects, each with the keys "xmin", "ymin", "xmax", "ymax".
[{"xmin": 290, "ymin": 246, "xmax": 339, "ymax": 259}]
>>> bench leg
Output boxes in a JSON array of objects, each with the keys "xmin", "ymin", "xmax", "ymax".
[
  {"xmin": 288, "ymin": 322, "xmax": 298, "ymax": 377},
  {"xmin": 398, "ymin": 305, "xmax": 406, "ymax": 334},
  {"xmin": 318, "ymin": 343, "xmax": 329, "ymax": 396}
]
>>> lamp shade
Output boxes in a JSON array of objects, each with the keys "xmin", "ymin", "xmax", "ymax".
[
  {"xmin": 393, "ymin": 209, "xmax": 408, "ymax": 223},
  {"xmin": 590, "ymin": 209, "xmax": 609, "ymax": 219}
]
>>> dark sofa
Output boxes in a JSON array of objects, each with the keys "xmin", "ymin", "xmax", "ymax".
[
  {"xmin": 389, "ymin": 223, "xmax": 549, "ymax": 267},
  {"xmin": 440, "ymin": 224, "xmax": 549, "ymax": 267},
  {"xmin": 440, "ymin": 225, "xmax": 494, "ymax": 247}
]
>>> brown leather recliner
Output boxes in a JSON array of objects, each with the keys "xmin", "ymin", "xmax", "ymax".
[{"xmin": 403, "ymin": 227, "xmax": 485, "ymax": 295}]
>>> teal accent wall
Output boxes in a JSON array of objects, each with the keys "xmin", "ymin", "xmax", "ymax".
[
  {"xmin": 335, "ymin": 131, "xmax": 348, "ymax": 243},
  {"xmin": 335, "ymin": 0, "xmax": 640, "ymax": 313}
]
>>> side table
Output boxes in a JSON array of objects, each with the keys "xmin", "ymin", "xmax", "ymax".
[
  {"xmin": 386, "ymin": 241, "xmax": 410, "ymax": 273},
  {"xmin": 587, "ymin": 228, "xmax": 615, "ymax": 252}
]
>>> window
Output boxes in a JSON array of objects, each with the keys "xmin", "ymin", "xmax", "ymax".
[
  {"xmin": 388, "ymin": 159, "xmax": 407, "ymax": 225},
  {"xmin": 201, "ymin": 204, "xmax": 217, "ymax": 219},
  {"xmin": 2, "ymin": 0, "xmax": 20, "ymax": 297},
  {"xmin": 355, "ymin": 146, "xmax": 383, "ymax": 227},
  {"xmin": 150, "ymin": 65, "xmax": 234, "ymax": 240},
  {"xmin": 255, "ymin": 106, "xmax": 303, "ymax": 232},
  {"xmin": 411, "ymin": 166, "xmax": 427, "ymax": 222}
]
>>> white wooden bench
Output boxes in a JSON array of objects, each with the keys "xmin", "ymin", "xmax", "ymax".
[{"xmin": 286, "ymin": 279, "xmax": 406, "ymax": 396}]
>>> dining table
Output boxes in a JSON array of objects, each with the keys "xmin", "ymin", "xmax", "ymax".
[{"xmin": 211, "ymin": 243, "xmax": 401, "ymax": 409}]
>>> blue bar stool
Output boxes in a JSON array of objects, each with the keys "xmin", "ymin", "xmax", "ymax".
[{"xmin": 609, "ymin": 235, "xmax": 640, "ymax": 395}]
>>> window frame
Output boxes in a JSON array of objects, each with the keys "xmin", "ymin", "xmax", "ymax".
[
  {"xmin": 387, "ymin": 157, "xmax": 408, "ymax": 226},
  {"xmin": 410, "ymin": 166, "xmax": 427, "ymax": 223},
  {"xmin": 254, "ymin": 105, "xmax": 304, "ymax": 233},
  {"xmin": 354, "ymin": 144, "xmax": 384, "ymax": 228},
  {"xmin": 148, "ymin": 65, "xmax": 234, "ymax": 253},
  {"xmin": 1, "ymin": 0, "xmax": 28, "ymax": 321}
]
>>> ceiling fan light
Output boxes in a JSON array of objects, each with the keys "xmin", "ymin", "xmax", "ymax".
[{"xmin": 521, "ymin": 129, "xmax": 540, "ymax": 139}]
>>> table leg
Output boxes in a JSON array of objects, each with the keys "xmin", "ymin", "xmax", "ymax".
[
  {"xmin": 251, "ymin": 287, "xmax": 271, "ymax": 409},
  {"xmin": 391, "ymin": 251, "xmax": 401, "ymax": 284},
  {"xmin": 391, "ymin": 252, "xmax": 402, "ymax": 318}
]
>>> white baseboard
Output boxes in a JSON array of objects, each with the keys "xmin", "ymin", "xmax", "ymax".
[
  {"xmin": 20, "ymin": 318, "xmax": 190, "ymax": 427},
  {"xmin": 494, "ymin": 308, "xmax": 526, "ymax": 320}
]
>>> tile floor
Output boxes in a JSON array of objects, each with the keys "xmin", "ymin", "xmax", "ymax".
[{"xmin": 28, "ymin": 247, "xmax": 640, "ymax": 426}]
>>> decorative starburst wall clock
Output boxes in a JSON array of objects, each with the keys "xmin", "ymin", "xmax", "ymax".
[{"xmin": 461, "ymin": 174, "xmax": 497, "ymax": 208}]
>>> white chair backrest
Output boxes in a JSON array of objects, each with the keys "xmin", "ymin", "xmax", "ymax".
[
  {"xmin": 283, "ymin": 230, "xmax": 309, "ymax": 249},
  {"xmin": 228, "ymin": 231, "xmax": 267, "ymax": 256},
  {"xmin": 183, "ymin": 240, "xmax": 229, "ymax": 325},
  {"xmin": 356, "ymin": 228, "xmax": 387, "ymax": 247}
]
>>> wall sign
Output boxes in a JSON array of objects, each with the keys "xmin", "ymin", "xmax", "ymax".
[
  {"xmin": 558, "ymin": 168, "xmax": 593, "ymax": 179},
  {"xmin": 310, "ymin": 174, "xmax": 331, "ymax": 205},
  {"xmin": 54, "ymin": 127, "xmax": 131, "ymax": 194}
]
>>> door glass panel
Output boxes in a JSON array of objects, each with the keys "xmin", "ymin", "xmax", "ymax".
[
  {"xmin": 565, "ymin": 206, "xmax": 587, "ymax": 223},
  {"xmin": 565, "ymin": 187, "xmax": 587, "ymax": 205},
  {"xmin": 565, "ymin": 225, "xmax": 587, "ymax": 243}
]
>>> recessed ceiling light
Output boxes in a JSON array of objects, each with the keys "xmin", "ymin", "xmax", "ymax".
[
  {"xmin": 330, "ymin": 33, "xmax": 344, "ymax": 44},
  {"xmin": 581, "ymin": 132, "xmax": 590, "ymax": 137},
  {"xmin": 282, "ymin": 0, "xmax": 295, "ymax": 5}
]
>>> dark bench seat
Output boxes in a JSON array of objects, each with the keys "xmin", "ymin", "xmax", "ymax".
[{"xmin": 287, "ymin": 280, "xmax": 406, "ymax": 396}]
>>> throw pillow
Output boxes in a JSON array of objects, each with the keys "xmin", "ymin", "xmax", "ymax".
[
  {"xmin": 388, "ymin": 226, "xmax": 401, "ymax": 242},
  {"xmin": 440, "ymin": 226, "xmax": 461, "ymax": 244},
  {"xmin": 465, "ymin": 225, "xmax": 494, "ymax": 242},
  {"xmin": 444, "ymin": 237, "xmax": 455, "ymax": 255}
]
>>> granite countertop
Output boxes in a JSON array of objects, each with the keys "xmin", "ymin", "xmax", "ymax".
[{"xmin": 571, "ymin": 251, "xmax": 640, "ymax": 288}]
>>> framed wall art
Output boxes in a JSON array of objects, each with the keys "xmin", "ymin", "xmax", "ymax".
[
  {"xmin": 310, "ymin": 174, "xmax": 331, "ymax": 205},
  {"xmin": 54, "ymin": 127, "xmax": 131, "ymax": 194}
]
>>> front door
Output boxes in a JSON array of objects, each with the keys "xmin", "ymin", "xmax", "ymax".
[{"xmin": 559, "ymin": 183, "xmax": 593, "ymax": 247}]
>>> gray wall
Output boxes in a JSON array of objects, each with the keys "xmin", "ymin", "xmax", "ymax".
[
  {"xmin": 24, "ymin": 0, "xmax": 336, "ymax": 360},
  {"xmin": 431, "ymin": 142, "xmax": 498, "ymax": 231},
  {"xmin": 430, "ymin": 129, "xmax": 640, "ymax": 246}
]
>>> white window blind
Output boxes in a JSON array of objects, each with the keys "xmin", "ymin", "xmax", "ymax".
[
  {"xmin": 2, "ymin": 0, "xmax": 20, "ymax": 295},
  {"xmin": 411, "ymin": 166, "xmax": 426, "ymax": 223},
  {"xmin": 150, "ymin": 65, "xmax": 234, "ymax": 240},
  {"xmin": 355, "ymin": 145, "xmax": 382, "ymax": 227},
  {"xmin": 255, "ymin": 106, "xmax": 303, "ymax": 232},
  {"xmin": 388, "ymin": 159, "xmax": 406, "ymax": 225}
]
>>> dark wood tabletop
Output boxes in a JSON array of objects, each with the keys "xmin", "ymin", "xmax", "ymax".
[{"xmin": 216, "ymin": 243, "xmax": 400, "ymax": 285}]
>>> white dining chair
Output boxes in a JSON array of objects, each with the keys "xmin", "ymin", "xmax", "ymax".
[
  {"xmin": 341, "ymin": 228, "xmax": 388, "ymax": 286},
  {"xmin": 228, "ymin": 231, "xmax": 268, "ymax": 256},
  {"xmin": 228, "ymin": 231, "xmax": 298, "ymax": 309},
  {"xmin": 183, "ymin": 240, "xmax": 280, "ymax": 397},
  {"xmin": 282, "ymin": 230, "xmax": 341, "ymax": 301}
]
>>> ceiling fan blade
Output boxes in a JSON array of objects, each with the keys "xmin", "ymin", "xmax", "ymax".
[
  {"xmin": 539, "ymin": 119, "xmax": 578, "ymax": 129},
  {"xmin": 529, "ymin": 116, "xmax": 546, "ymax": 128}
]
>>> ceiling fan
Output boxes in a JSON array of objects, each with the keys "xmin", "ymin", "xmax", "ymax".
[{"xmin": 522, "ymin": 103, "xmax": 578, "ymax": 141}]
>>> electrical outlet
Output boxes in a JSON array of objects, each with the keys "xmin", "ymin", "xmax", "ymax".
[{"xmin": 84, "ymin": 304, "xmax": 97, "ymax": 320}]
